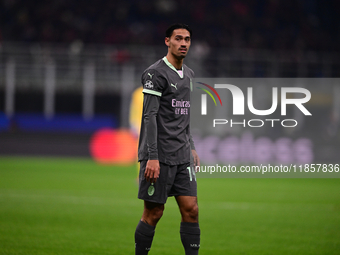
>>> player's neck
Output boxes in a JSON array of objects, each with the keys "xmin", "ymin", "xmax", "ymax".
[{"xmin": 166, "ymin": 53, "xmax": 184, "ymax": 70}]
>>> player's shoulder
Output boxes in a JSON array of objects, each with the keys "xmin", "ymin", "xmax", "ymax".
[
  {"xmin": 142, "ymin": 59, "xmax": 167, "ymax": 78},
  {"xmin": 183, "ymin": 64, "xmax": 195, "ymax": 78}
]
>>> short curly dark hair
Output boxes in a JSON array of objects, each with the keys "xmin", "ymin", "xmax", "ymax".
[{"xmin": 165, "ymin": 23, "xmax": 192, "ymax": 38}]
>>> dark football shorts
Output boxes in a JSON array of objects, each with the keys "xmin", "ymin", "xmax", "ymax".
[{"xmin": 138, "ymin": 160, "xmax": 197, "ymax": 204}]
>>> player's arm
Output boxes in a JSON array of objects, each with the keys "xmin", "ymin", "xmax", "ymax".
[
  {"xmin": 190, "ymin": 134, "xmax": 200, "ymax": 170},
  {"xmin": 143, "ymin": 94, "xmax": 161, "ymax": 183}
]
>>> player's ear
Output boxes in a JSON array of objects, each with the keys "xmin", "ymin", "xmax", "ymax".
[{"xmin": 165, "ymin": 37, "xmax": 170, "ymax": 47}]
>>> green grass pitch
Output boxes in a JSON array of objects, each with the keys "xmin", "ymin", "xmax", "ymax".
[{"xmin": 0, "ymin": 157, "xmax": 339, "ymax": 255}]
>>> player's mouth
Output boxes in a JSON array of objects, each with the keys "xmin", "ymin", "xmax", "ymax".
[{"xmin": 179, "ymin": 48, "xmax": 187, "ymax": 53}]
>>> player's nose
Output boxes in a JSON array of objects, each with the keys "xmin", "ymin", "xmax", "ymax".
[{"xmin": 180, "ymin": 42, "xmax": 187, "ymax": 48}]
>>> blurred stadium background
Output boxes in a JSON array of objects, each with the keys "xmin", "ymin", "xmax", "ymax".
[{"xmin": 0, "ymin": 0, "xmax": 340, "ymax": 254}]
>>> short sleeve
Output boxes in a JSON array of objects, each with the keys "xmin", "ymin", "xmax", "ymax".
[{"xmin": 141, "ymin": 69, "xmax": 165, "ymax": 97}]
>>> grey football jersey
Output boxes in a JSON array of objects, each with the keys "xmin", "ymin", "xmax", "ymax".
[{"xmin": 138, "ymin": 57, "xmax": 194, "ymax": 165}]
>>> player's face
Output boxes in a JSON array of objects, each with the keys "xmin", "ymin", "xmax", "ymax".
[{"xmin": 165, "ymin": 29, "xmax": 191, "ymax": 59}]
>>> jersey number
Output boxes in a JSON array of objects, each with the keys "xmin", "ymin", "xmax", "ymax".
[{"xmin": 187, "ymin": 166, "xmax": 196, "ymax": 182}]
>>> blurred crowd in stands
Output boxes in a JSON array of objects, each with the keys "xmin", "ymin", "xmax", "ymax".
[{"xmin": 0, "ymin": 0, "xmax": 339, "ymax": 51}]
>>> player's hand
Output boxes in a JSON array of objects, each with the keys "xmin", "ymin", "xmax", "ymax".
[
  {"xmin": 192, "ymin": 150, "xmax": 200, "ymax": 172},
  {"xmin": 145, "ymin": 160, "xmax": 160, "ymax": 183}
]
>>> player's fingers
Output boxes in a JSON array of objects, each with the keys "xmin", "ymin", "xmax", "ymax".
[
  {"xmin": 150, "ymin": 169, "xmax": 154, "ymax": 182},
  {"xmin": 144, "ymin": 168, "xmax": 150, "ymax": 182},
  {"xmin": 151, "ymin": 169, "xmax": 157, "ymax": 183},
  {"xmin": 153, "ymin": 170, "xmax": 159, "ymax": 183},
  {"xmin": 196, "ymin": 156, "xmax": 200, "ymax": 168},
  {"xmin": 152, "ymin": 167, "xmax": 160, "ymax": 183}
]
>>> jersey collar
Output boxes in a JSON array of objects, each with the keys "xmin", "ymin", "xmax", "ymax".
[{"xmin": 162, "ymin": 56, "xmax": 184, "ymax": 79}]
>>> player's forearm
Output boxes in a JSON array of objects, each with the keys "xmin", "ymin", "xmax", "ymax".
[
  {"xmin": 145, "ymin": 114, "xmax": 158, "ymax": 159},
  {"xmin": 143, "ymin": 94, "xmax": 160, "ymax": 160}
]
